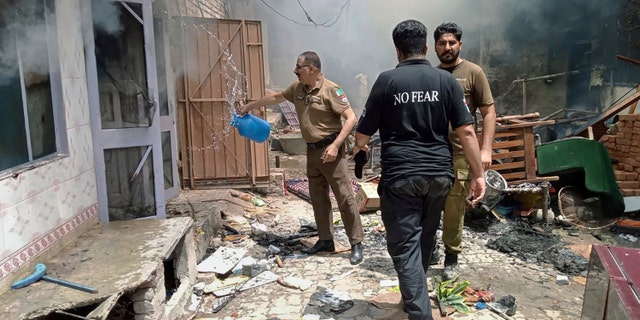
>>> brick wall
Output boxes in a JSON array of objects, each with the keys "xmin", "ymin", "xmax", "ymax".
[{"xmin": 600, "ymin": 114, "xmax": 640, "ymax": 196}]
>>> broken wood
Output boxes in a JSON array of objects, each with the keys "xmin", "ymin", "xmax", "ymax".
[
  {"xmin": 496, "ymin": 112, "xmax": 540, "ymax": 123},
  {"xmin": 629, "ymin": 84, "xmax": 640, "ymax": 114},
  {"xmin": 275, "ymin": 254, "xmax": 284, "ymax": 268},
  {"xmin": 612, "ymin": 218, "xmax": 640, "ymax": 234},
  {"xmin": 616, "ymin": 54, "xmax": 640, "ymax": 66},
  {"xmin": 437, "ymin": 299, "xmax": 447, "ymax": 317},
  {"xmin": 496, "ymin": 120, "xmax": 555, "ymax": 130},
  {"xmin": 576, "ymin": 89, "xmax": 640, "ymax": 140}
]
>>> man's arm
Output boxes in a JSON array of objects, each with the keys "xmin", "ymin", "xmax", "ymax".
[
  {"xmin": 238, "ymin": 92, "xmax": 286, "ymax": 115},
  {"xmin": 455, "ymin": 123, "xmax": 486, "ymax": 207},
  {"xmin": 322, "ymin": 107, "xmax": 357, "ymax": 163},
  {"xmin": 478, "ymin": 103, "xmax": 496, "ymax": 169},
  {"xmin": 353, "ymin": 132, "xmax": 371, "ymax": 155}
]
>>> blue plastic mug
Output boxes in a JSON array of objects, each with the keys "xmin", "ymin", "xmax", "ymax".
[{"xmin": 231, "ymin": 113, "xmax": 270, "ymax": 143}]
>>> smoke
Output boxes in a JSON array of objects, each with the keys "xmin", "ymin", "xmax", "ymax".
[
  {"xmin": 229, "ymin": 0, "xmax": 493, "ymax": 91},
  {"xmin": 228, "ymin": 0, "xmax": 633, "ymax": 115},
  {"xmin": 0, "ymin": 0, "xmax": 56, "ymax": 87},
  {"xmin": 92, "ymin": 0, "xmax": 124, "ymax": 35}
]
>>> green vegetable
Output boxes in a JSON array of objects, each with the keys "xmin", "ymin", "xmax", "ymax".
[{"xmin": 433, "ymin": 274, "xmax": 473, "ymax": 314}]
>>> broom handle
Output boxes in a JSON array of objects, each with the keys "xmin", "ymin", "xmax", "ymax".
[{"xmin": 42, "ymin": 275, "xmax": 98, "ymax": 293}]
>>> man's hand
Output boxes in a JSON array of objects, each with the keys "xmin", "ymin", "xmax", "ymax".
[
  {"xmin": 321, "ymin": 144, "xmax": 340, "ymax": 163},
  {"xmin": 352, "ymin": 144, "xmax": 369, "ymax": 157},
  {"xmin": 480, "ymin": 149, "xmax": 492, "ymax": 170},
  {"xmin": 237, "ymin": 101, "xmax": 251, "ymax": 116},
  {"xmin": 467, "ymin": 175, "xmax": 486, "ymax": 208}
]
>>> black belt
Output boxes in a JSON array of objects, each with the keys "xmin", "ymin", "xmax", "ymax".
[{"xmin": 307, "ymin": 133, "xmax": 338, "ymax": 150}]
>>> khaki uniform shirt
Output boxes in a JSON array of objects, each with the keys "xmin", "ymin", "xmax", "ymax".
[
  {"xmin": 438, "ymin": 60, "xmax": 494, "ymax": 154},
  {"xmin": 282, "ymin": 76, "xmax": 350, "ymax": 143}
]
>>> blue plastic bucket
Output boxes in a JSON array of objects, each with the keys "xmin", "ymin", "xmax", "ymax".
[{"xmin": 231, "ymin": 113, "xmax": 270, "ymax": 143}]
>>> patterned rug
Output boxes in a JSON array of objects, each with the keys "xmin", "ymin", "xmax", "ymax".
[{"xmin": 286, "ymin": 179, "xmax": 360, "ymax": 206}]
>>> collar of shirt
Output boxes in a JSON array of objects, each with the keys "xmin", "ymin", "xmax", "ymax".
[
  {"xmin": 438, "ymin": 59, "xmax": 465, "ymax": 71},
  {"xmin": 396, "ymin": 58, "xmax": 432, "ymax": 68},
  {"xmin": 303, "ymin": 75, "xmax": 325, "ymax": 93}
]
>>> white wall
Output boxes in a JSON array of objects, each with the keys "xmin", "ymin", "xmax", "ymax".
[{"xmin": 0, "ymin": 0, "xmax": 99, "ymax": 292}]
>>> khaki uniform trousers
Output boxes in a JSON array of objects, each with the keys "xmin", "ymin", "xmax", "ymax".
[
  {"xmin": 306, "ymin": 145, "xmax": 364, "ymax": 245},
  {"xmin": 442, "ymin": 154, "xmax": 471, "ymax": 254}
]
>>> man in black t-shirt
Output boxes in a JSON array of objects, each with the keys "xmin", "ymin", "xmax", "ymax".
[{"xmin": 354, "ymin": 19, "xmax": 485, "ymax": 320}]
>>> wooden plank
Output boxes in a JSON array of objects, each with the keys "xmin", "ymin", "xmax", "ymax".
[
  {"xmin": 577, "ymin": 89, "xmax": 640, "ymax": 140},
  {"xmin": 493, "ymin": 139, "xmax": 524, "ymax": 149},
  {"xmin": 492, "ymin": 150, "xmax": 525, "ymax": 160},
  {"xmin": 194, "ymin": 22, "xmax": 209, "ymax": 179},
  {"xmin": 597, "ymin": 90, "xmax": 640, "ymax": 121},
  {"xmin": 501, "ymin": 171, "xmax": 526, "ymax": 181},
  {"xmin": 523, "ymin": 127, "xmax": 537, "ymax": 179},
  {"xmin": 491, "ymin": 161, "xmax": 526, "ymax": 171},
  {"xmin": 494, "ymin": 131, "xmax": 522, "ymax": 139},
  {"xmin": 617, "ymin": 54, "xmax": 640, "ymax": 66},
  {"xmin": 496, "ymin": 112, "xmax": 540, "ymax": 123},
  {"xmin": 497, "ymin": 120, "xmax": 556, "ymax": 130},
  {"xmin": 629, "ymin": 84, "xmax": 640, "ymax": 114}
]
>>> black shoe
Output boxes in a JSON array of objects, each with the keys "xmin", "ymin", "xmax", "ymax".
[
  {"xmin": 304, "ymin": 239, "xmax": 335, "ymax": 254},
  {"xmin": 429, "ymin": 247, "xmax": 442, "ymax": 265},
  {"xmin": 427, "ymin": 241, "xmax": 442, "ymax": 265},
  {"xmin": 349, "ymin": 243, "xmax": 363, "ymax": 265},
  {"xmin": 443, "ymin": 252, "xmax": 459, "ymax": 281}
]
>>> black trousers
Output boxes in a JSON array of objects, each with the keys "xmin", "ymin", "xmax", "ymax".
[{"xmin": 379, "ymin": 175, "xmax": 452, "ymax": 320}]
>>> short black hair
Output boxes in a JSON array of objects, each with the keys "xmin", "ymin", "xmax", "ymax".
[
  {"xmin": 299, "ymin": 51, "xmax": 321, "ymax": 70},
  {"xmin": 392, "ymin": 19, "xmax": 427, "ymax": 56},
  {"xmin": 433, "ymin": 22, "xmax": 463, "ymax": 42}
]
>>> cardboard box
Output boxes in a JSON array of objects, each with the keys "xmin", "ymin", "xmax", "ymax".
[{"xmin": 355, "ymin": 182, "xmax": 380, "ymax": 213}]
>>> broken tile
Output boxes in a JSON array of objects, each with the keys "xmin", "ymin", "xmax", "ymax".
[
  {"xmin": 277, "ymin": 276, "xmax": 314, "ymax": 291},
  {"xmin": 238, "ymin": 270, "xmax": 279, "ymax": 291},
  {"xmin": 197, "ymin": 247, "xmax": 247, "ymax": 274}
]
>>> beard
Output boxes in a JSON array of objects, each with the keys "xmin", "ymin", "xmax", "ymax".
[{"xmin": 437, "ymin": 50, "xmax": 460, "ymax": 64}]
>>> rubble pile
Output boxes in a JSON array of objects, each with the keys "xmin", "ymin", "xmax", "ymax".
[{"xmin": 600, "ymin": 114, "xmax": 640, "ymax": 196}]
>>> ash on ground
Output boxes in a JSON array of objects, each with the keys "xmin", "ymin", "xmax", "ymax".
[{"xmin": 485, "ymin": 220, "xmax": 590, "ymax": 276}]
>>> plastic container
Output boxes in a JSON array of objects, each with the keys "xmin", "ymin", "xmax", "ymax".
[{"xmin": 231, "ymin": 113, "xmax": 270, "ymax": 143}]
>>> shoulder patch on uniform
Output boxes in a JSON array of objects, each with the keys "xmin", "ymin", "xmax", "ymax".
[{"xmin": 336, "ymin": 87, "xmax": 348, "ymax": 104}]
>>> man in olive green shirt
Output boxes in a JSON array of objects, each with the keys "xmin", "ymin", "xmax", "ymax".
[{"xmin": 434, "ymin": 22, "xmax": 496, "ymax": 280}]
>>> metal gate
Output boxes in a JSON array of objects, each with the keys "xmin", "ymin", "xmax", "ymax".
[{"xmin": 177, "ymin": 18, "xmax": 269, "ymax": 188}]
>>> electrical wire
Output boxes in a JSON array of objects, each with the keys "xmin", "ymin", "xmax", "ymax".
[{"xmin": 260, "ymin": 0, "xmax": 350, "ymax": 27}]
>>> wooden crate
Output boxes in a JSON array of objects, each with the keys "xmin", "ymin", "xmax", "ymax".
[
  {"xmin": 485, "ymin": 115, "xmax": 555, "ymax": 184},
  {"xmin": 480, "ymin": 114, "xmax": 559, "ymax": 221}
]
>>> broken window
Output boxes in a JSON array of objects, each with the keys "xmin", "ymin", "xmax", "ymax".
[{"xmin": 0, "ymin": 0, "xmax": 61, "ymax": 173}]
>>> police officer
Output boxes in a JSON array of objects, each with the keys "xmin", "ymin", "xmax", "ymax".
[
  {"xmin": 354, "ymin": 20, "xmax": 485, "ymax": 319},
  {"xmin": 240, "ymin": 51, "xmax": 364, "ymax": 265}
]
